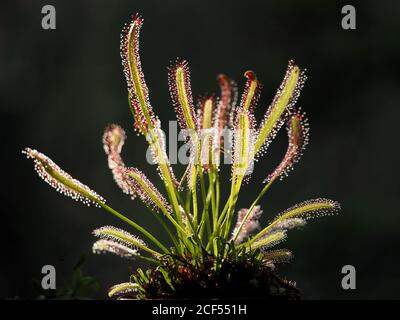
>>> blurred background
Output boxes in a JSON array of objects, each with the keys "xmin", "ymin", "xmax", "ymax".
[{"xmin": 1, "ymin": 0, "xmax": 399, "ymax": 299}]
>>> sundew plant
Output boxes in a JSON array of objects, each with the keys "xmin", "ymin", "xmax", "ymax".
[{"xmin": 23, "ymin": 14, "xmax": 340, "ymax": 299}]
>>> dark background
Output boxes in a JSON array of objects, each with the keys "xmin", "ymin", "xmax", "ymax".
[{"xmin": 1, "ymin": 0, "xmax": 399, "ymax": 299}]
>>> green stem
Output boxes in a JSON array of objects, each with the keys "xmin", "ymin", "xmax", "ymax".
[
  {"xmin": 232, "ymin": 179, "xmax": 275, "ymax": 243},
  {"xmin": 198, "ymin": 167, "xmax": 211, "ymax": 240},
  {"xmin": 135, "ymin": 255, "xmax": 159, "ymax": 264},
  {"xmin": 159, "ymin": 203, "xmax": 190, "ymax": 238},
  {"xmin": 179, "ymin": 164, "xmax": 190, "ymax": 189},
  {"xmin": 99, "ymin": 202, "xmax": 169, "ymax": 254},
  {"xmin": 208, "ymin": 169, "xmax": 217, "ymax": 230},
  {"xmin": 192, "ymin": 187, "xmax": 199, "ymax": 231},
  {"xmin": 146, "ymin": 206, "xmax": 179, "ymax": 249},
  {"xmin": 223, "ymin": 176, "xmax": 243, "ymax": 241},
  {"xmin": 205, "ymin": 195, "xmax": 230, "ymax": 251},
  {"xmin": 215, "ymin": 171, "xmax": 220, "ymax": 221}
]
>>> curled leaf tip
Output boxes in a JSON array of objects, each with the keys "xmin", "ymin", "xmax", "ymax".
[
  {"xmin": 103, "ymin": 124, "xmax": 126, "ymax": 156},
  {"xmin": 240, "ymin": 70, "xmax": 262, "ymax": 113},
  {"xmin": 244, "ymin": 70, "xmax": 257, "ymax": 81},
  {"xmin": 102, "ymin": 125, "xmax": 132, "ymax": 195}
]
